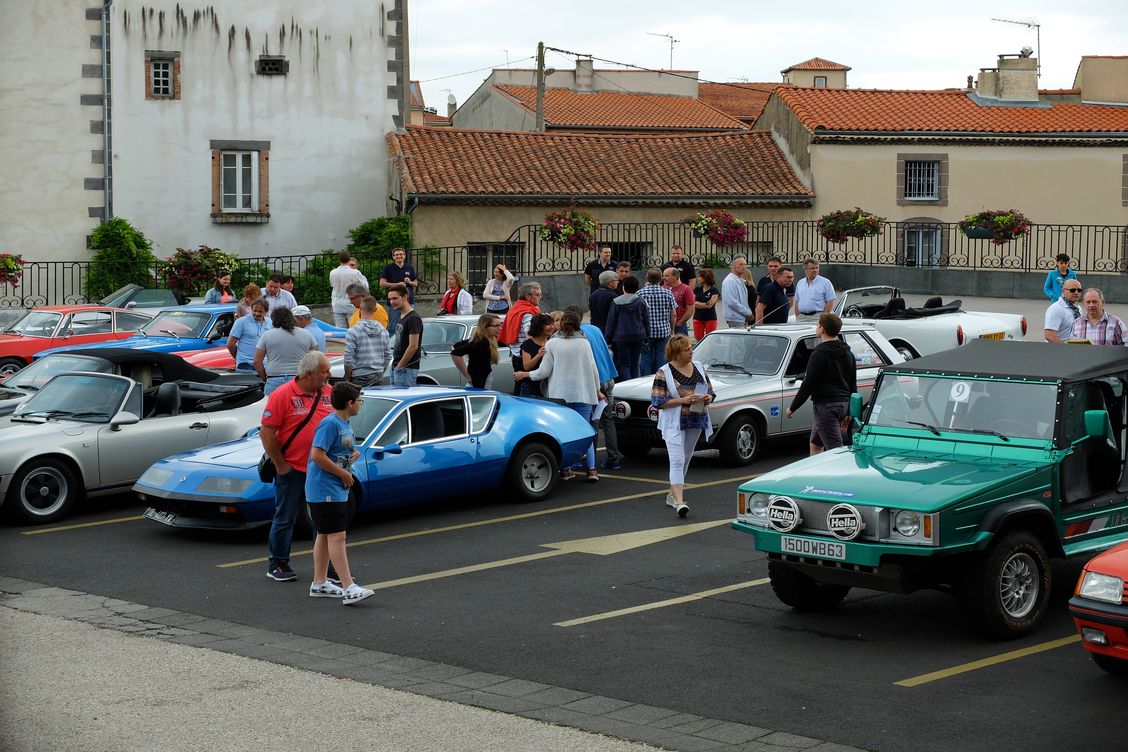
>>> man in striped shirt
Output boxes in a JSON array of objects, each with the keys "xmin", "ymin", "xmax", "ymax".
[
  {"xmin": 343, "ymin": 296, "xmax": 393, "ymax": 386},
  {"xmin": 1071, "ymin": 288, "xmax": 1128, "ymax": 346},
  {"xmin": 637, "ymin": 268, "xmax": 677, "ymax": 375}
]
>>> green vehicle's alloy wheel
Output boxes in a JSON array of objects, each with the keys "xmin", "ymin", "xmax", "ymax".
[
  {"xmin": 768, "ymin": 560, "xmax": 851, "ymax": 612},
  {"xmin": 8, "ymin": 459, "xmax": 79, "ymax": 524},
  {"xmin": 958, "ymin": 530, "xmax": 1051, "ymax": 640},
  {"xmin": 719, "ymin": 415, "xmax": 762, "ymax": 466},
  {"xmin": 508, "ymin": 442, "xmax": 557, "ymax": 502}
]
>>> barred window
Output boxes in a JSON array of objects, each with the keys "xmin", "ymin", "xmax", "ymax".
[
  {"xmin": 151, "ymin": 61, "xmax": 171, "ymax": 96},
  {"xmin": 903, "ymin": 161, "xmax": 939, "ymax": 200}
]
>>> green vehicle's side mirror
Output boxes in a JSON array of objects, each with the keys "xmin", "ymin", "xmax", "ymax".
[
  {"xmin": 1083, "ymin": 409, "xmax": 1110, "ymax": 440},
  {"xmin": 849, "ymin": 393, "xmax": 863, "ymax": 421}
]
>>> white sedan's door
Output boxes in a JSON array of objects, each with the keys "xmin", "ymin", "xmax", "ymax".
[{"xmin": 97, "ymin": 415, "xmax": 210, "ymax": 486}]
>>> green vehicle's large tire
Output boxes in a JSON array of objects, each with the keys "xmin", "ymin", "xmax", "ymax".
[
  {"xmin": 768, "ymin": 560, "xmax": 850, "ymax": 612},
  {"xmin": 957, "ymin": 530, "xmax": 1051, "ymax": 640}
]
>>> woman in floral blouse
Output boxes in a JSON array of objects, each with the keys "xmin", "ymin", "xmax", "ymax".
[{"xmin": 651, "ymin": 334, "xmax": 715, "ymax": 517}]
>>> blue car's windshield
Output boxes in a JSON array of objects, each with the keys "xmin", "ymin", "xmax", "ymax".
[{"xmin": 140, "ymin": 310, "xmax": 211, "ymax": 339}]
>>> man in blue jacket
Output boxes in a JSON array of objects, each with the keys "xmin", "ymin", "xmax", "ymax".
[{"xmin": 1043, "ymin": 253, "xmax": 1078, "ymax": 302}]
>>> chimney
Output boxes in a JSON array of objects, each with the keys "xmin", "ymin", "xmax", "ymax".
[
  {"xmin": 447, "ymin": 93, "xmax": 457, "ymax": 118},
  {"xmin": 575, "ymin": 57, "xmax": 594, "ymax": 91},
  {"xmin": 975, "ymin": 52, "xmax": 1038, "ymax": 101}
]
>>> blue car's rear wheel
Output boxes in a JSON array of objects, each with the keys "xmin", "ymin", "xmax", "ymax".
[
  {"xmin": 508, "ymin": 442, "xmax": 557, "ymax": 502},
  {"xmin": 6, "ymin": 458, "xmax": 80, "ymax": 524}
]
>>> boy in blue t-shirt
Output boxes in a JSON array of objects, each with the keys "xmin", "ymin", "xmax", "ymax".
[{"xmin": 305, "ymin": 381, "xmax": 374, "ymax": 605}]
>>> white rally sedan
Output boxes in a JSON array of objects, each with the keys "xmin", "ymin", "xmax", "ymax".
[{"xmin": 834, "ymin": 286, "xmax": 1027, "ymax": 359}]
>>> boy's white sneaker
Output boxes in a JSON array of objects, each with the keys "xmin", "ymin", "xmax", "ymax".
[
  {"xmin": 309, "ymin": 581, "xmax": 345, "ymax": 598},
  {"xmin": 342, "ymin": 584, "xmax": 374, "ymax": 605}
]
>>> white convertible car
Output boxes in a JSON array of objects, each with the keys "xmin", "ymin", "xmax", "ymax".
[{"xmin": 833, "ymin": 286, "xmax": 1026, "ymax": 359}]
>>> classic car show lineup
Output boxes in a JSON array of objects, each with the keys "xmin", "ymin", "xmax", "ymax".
[{"xmin": 2, "ymin": 257, "xmax": 1127, "ymax": 694}]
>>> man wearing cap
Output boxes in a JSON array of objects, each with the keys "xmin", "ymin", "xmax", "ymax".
[{"xmin": 292, "ymin": 305, "xmax": 327, "ymax": 351}]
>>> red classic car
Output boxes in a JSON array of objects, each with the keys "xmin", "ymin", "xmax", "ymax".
[
  {"xmin": 0, "ymin": 305, "xmax": 153, "ymax": 376},
  {"xmin": 178, "ymin": 337, "xmax": 346, "ymax": 370},
  {"xmin": 1070, "ymin": 541, "xmax": 1128, "ymax": 676}
]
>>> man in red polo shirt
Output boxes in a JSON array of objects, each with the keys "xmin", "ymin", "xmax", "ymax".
[
  {"xmin": 662, "ymin": 266, "xmax": 695, "ymax": 336},
  {"xmin": 262, "ymin": 351, "xmax": 334, "ymax": 582}
]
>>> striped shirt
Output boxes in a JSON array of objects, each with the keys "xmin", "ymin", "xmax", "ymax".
[
  {"xmin": 637, "ymin": 283, "xmax": 676, "ymax": 339},
  {"xmin": 1071, "ymin": 312, "xmax": 1128, "ymax": 346},
  {"xmin": 344, "ymin": 319, "xmax": 393, "ymax": 378}
]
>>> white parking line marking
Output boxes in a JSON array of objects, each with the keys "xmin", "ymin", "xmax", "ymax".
[{"xmin": 555, "ymin": 578, "xmax": 770, "ymax": 627}]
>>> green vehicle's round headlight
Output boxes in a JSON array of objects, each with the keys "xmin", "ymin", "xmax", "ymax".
[
  {"xmin": 750, "ymin": 493, "xmax": 770, "ymax": 518},
  {"xmin": 894, "ymin": 510, "xmax": 920, "ymax": 536}
]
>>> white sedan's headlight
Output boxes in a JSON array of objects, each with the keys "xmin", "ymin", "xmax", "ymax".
[
  {"xmin": 195, "ymin": 477, "xmax": 254, "ymax": 495},
  {"xmin": 1079, "ymin": 571, "xmax": 1124, "ymax": 605},
  {"xmin": 894, "ymin": 510, "xmax": 920, "ymax": 536},
  {"xmin": 138, "ymin": 467, "xmax": 174, "ymax": 487}
]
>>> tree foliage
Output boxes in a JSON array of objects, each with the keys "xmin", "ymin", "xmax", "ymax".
[{"xmin": 86, "ymin": 218, "xmax": 159, "ymax": 299}]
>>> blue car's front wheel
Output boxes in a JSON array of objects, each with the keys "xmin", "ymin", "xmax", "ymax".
[{"xmin": 508, "ymin": 442, "xmax": 558, "ymax": 502}]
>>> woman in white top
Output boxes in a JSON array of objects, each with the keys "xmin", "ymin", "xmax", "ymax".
[
  {"xmin": 438, "ymin": 272, "xmax": 473, "ymax": 316},
  {"xmin": 482, "ymin": 264, "xmax": 516, "ymax": 315},
  {"xmin": 650, "ymin": 334, "xmax": 715, "ymax": 517},
  {"xmin": 514, "ymin": 309, "xmax": 604, "ymax": 481}
]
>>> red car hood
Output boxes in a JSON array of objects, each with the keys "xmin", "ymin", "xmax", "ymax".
[
  {"xmin": 1086, "ymin": 541, "xmax": 1128, "ymax": 576},
  {"xmin": 177, "ymin": 347, "xmax": 343, "ymax": 370}
]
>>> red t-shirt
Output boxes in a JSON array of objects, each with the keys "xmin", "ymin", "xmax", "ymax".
[
  {"xmin": 260, "ymin": 380, "xmax": 333, "ymax": 472},
  {"xmin": 666, "ymin": 282, "xmax": 695, "ymax": 324}
]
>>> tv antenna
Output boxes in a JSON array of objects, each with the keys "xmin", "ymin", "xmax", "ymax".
[
  {"xmin": 646, "ymin": 32, "xmax": 680, "ymax": 70},
  {"xmin": 991, "ymin": 17, "xmax": 1041, "ymax": 77}
]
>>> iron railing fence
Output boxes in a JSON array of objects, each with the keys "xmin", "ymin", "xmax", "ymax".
[{"xmin": 3, "ymin": 221, "xmax": 1125, "ymax": 307}]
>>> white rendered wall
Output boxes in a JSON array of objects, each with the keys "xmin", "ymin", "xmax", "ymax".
[{"xmin": 111, "ymin": 1, "xmax": 399, "ymax": 260}]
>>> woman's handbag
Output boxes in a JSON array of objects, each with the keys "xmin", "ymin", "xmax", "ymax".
[{"xmin": 257, "ymin": 388, "xmax": 323, "ymax": 483}]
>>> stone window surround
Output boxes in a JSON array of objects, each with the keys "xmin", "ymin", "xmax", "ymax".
[
  {"xmin": 896, "ymin": 152, "xmax": 948, "ymax": 207},
  {"xmin": 145, "ymin": 50, "xmax": 180, "ymax": 101},
  {"xmin": 895, "ymin": 217, "xmax": 950, "ymax": 267},
  {"xmin": 210, "ymin": 140, "xmax": 270, "ymax": 224}
]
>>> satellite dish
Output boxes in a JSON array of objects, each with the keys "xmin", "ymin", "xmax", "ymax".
[{"xmin": 1019, "ymin": 46, "xmax": 1034, "ymax": 58}]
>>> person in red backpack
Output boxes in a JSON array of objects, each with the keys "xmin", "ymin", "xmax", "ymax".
[{"xmin": 499, "ymin": 283, "xmax": 543, "ymax": 390}]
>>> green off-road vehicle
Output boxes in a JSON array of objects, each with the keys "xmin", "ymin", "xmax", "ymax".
[{"xmin": 734, "ymin": 339, "xmax": 1128, "ymax": 639}]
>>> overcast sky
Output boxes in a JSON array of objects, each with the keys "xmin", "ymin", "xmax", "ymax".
[{"xmin": 407, "ymin": 0, "xmax": 1127, "ymax": 111}]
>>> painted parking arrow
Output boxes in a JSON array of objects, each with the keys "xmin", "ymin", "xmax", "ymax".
[{"xmin": 362, "ymin": 519, "xmax": 728, "ymax": 591}]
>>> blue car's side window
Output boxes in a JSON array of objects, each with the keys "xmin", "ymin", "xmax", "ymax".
[
  {"xmin": 468, "ymin": 395, "xmax": 496, "ymax": 434},
  {"xmin": 377, "ymin": 411, "xmax": 409, "ymax": 447}
]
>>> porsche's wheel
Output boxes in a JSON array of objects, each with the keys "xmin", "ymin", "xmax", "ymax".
[
  {"xmin": 768, "ymin": 560, "xmax": 850, "ymax": 611},
  {"xmin": 0, "ymin": 357, "xmax": 25, "ymax": 377},
  {"xmin": 507, "ymin": 442, "xmax": 558, "ymax": 502},
  {"xmin": 6, "ymin": 459, "xmax": 80, "ymax": 524},
  {"xmin": 717, "ymin": 414, "xmax": 763, "ymax": 466}
]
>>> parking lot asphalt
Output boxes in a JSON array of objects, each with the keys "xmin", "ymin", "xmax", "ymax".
[{"xmin": 3, "ymin": 294, "xmax": 1125, "ymax": 752}]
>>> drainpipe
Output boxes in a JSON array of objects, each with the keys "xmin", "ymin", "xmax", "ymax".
[
  {"xmin": 406, "ymin": 196, "xmax": 419, "ymax": 214},
  {"xmin": 100, "ymin": 0, "xmax": 113, "ymax": 221}
]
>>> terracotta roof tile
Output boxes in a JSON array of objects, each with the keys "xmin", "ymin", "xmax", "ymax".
[
  {"xmin": 698, "ymin": 82, "xmax": 792, "ymax": 121},
  {"xmin": 386, "ymin": 127, "xmax": 811, "ymax": 202},
  {"xmin": 778, "ymin": 87, "xmax": 1128, "ymax": 134},
  {"xmin": 494, "ymin": 85, "xmax": 747, "ymax": 131},
  {"xmin": 782, "ymin": 57, "xmax": 850, "ymax": 73}
]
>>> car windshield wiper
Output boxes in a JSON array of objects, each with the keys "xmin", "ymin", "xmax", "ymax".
[
  {"xmin": 17, "ymin": 409, "xmax": 111, "ymax": 421},
  {"xmin": 953, "ymin": 427, "xmax": 1011, "ymax": 441},
  {"xmin": 896, "ymin": 419, "xmax": 941, "ymax": 435},
  {"xmin": 2, "ymin": 329, "xmax": 21, "ymax": 336},
  {"xmin": 707, "ymin": 362, "xmax": 755, "ymax": 376},
  {"xmin": 158, "ymin": 329, "xmax": 181, "ymax": 339}
]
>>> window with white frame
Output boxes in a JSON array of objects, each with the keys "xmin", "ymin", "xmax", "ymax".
[
  {"xmin": 814, "ymin": 76, "xmax": 827, "ymax": 88},
  {"xmin": 151, "ymin": 61, "xmax": 172, "ymax": 96},
  {"xmin": 903, "ymin": 161, "xmax": 939, "ymax": 200},
  {"xmin": 210, "ymin": 140, "xmax": 270, "ymax": 222},
  {"xmin": 221, "ymin": 152, "xmax": 257, "ymax": 211}
]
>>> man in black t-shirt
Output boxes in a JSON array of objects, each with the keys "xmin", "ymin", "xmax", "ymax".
[
  {"xmin": 660, "ymin": 245, "xmax": 696, "ymax": 286},
  {"xmin": 756, "ymin": 256, "xmax": 782, "ymax": 297},
  {"xmin": 756, "ymin": 266, "xmax": 795, "ymax": 325},
  {"xmin": 388, "ymin": 284, "xmax": 423, "ymax": 387},
  {"xmin": 380, "ymin": 247, "xmax": 418, "ymax": 334},
  {"xmin": 584, "ymin": 246, "xmax": 616, "ymax": 294}
]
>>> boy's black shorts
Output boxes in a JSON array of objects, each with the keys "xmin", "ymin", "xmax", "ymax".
[{"xmin": 308, "ymin": 501, "xmax": 349, "ymax": 534}]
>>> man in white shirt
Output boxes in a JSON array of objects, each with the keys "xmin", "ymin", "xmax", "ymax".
[
  {"xmin": 329, "ymin": 251, "xmax": 368, "ymax": 327},
  {"xmin": 1044, "ymin": 281, "xmax": 1083, "ymax": 343},
  {"xmin": 721, "ymin": 256, "xmax": 754, "ymax": 328},
  {"xmin": 793, "ymin": 258, "xmax": 836, "ymax": 323},
  {"xmin": 262, "ymin": 274, "xmax": 297, "ymax": 313}
]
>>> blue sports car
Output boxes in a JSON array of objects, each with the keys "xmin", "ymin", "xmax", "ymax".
[
  {"xmin": 36, "ymin": 304, "xmax": 239, "ymax": 358},
  {"xmin": 133, "ymin": 386, "xmax": 596, "ymax": 531}
]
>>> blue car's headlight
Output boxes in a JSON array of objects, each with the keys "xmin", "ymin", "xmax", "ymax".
[
  {"xmin": 138, "ymin": 467, "xmax": 174, "ymax": 487},
  {"xmin": 195, "ymin": 477, "xmax": 254, "ymax": 495}
]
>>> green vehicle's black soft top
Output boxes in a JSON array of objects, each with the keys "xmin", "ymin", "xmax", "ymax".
[{"xmin": 883, "ymin": 339, "xmax": 1128, "ymax": 382}]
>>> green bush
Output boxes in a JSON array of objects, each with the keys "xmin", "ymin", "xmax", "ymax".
[
  {"xmin": 86, "ymin": 218, "xmax": 159, "ymax": 299},
  {"xmin": 347, "ymin": 215, "xmax": 412, "ymax": 258}
]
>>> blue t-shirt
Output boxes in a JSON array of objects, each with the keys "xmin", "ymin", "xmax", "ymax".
[
  {"xmin": 305, "ymin": 413, "xmax": 355, "ymax": 503},
  {"xmin": 305, "ymin": 322, "xmax": 327, "ymax": 352},
  {"xmin": 229, "ymin": 316, "xmax": 271, "ymax": 366}
]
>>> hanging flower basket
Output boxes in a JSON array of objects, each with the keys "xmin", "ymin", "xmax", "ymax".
[
  {"xmin": 958, "ymin": 209, "xmax": 1031, "ymax": 245},
  {"xmin": 681, "ymin": 210, "xmax": 748, "ymax": 247},
  {"xmin": 540, "ymin": 205, "xmax": 600, "ymax": 252},
  {"xmin": 0, "ymin": 253, "xmax": 26, "ymax": 288},
  {"xmin": 816, "ymin": 208, "xmax": 886, "ymax": 244}
]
